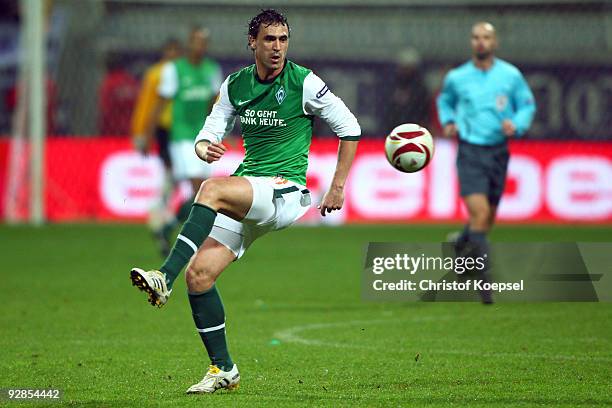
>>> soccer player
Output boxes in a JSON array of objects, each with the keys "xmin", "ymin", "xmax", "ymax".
[
  {"xmin": 132, "ymin": 39, "xmax": 182, "ymax": 250},
  {"xmin": 138, "ymin": 27, "xmax": 223, "ymax": 256},
  {"xmin": 437, "ymin": 22, "xmax": 536, "ymax": 302},
  {"xmin": 130, "ymin": 9, "xmax": 360, "ymax": 393},
  {"xmin": 132, "ymin": 38, "xmax": 182, "ymax": 171}
]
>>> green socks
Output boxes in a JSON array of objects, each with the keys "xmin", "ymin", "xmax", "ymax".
[
  {"xmin": 160, "ymin": 203, "xmax": 217, "ymax": 289},
  {"xmin": 177, "ymin": 198, "xmax": 194, "ymax": 223},
  {"xmin": 189, "ymin": 286, "xmax": 234, "ymax": 371},
  {"xmin": 162, "ymin": 204, "xmax": 234, "ymax": 369}
]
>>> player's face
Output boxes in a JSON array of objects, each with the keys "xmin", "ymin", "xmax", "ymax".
[
  {"xmin": 163, "ymin": 44, "xmax": 181, "ymax": 61},
  {"xmin": 471, "ymin": 24, "xmax": 497, "ymax": 60},
  {"xmin": 250, "ymin": 23, "xmax": 289, "ymax": 73},
  {"xmin": 189, "ymin": 31, "xmax": 208, "ymax": 59}
]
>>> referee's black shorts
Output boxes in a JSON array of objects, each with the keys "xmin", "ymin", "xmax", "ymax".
[{"xmin": 456, "ymin": 139, "xmax": 510, "ymax": 206}]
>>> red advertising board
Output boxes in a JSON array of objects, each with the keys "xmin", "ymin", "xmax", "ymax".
[{"xmin": 1, "ymin": 137, "xmax": 610, "ymax": 223}]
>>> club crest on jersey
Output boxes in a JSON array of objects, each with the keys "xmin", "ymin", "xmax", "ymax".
[
  {"xmin": 496, "ymin": 94, "xmax": 508, "ymax": 111},
  {"xmin": 275, "ymin": 86, "xmax": 286, "ymax": 105}
]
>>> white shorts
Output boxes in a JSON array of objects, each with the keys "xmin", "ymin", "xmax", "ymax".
[
  {"xmin": 209, "ymin": 176, "xmax": 312, "ymax": 259},
  {"xmin": 169, "ymin": 140, "xmax": 212, "ymax": 180}
]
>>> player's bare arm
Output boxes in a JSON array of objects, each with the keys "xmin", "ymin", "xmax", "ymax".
[{"xmin": 319, "ymin": 140, "xmax": 358, "ymax": 216}]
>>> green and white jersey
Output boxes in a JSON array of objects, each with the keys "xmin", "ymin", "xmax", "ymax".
[
  {"xmin": 195, "ymin": 60, "xmax": 360, "ymax": 185},
  {"xmin": 159, "ymin": 57, "xmax": 223, "ymax": 142}
]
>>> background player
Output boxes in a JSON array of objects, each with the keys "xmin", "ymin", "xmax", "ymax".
[
  {"xmin": 131, "ymin": 38, "xmax": 182, "ymax": 252},
  {"xmin": 436, "ymin": 22, "xmax": 536, "ymax": 302},
  {"xmin": 132, "ymin": 37, "xmax": 182, "ymax": 172},
  {"xmin": 130, "ymin": 9, "xmax": 360, "ymax": 394},
  {"xmin": 140, "ymin": 27, "xmax": 223, "ymax": 256}
]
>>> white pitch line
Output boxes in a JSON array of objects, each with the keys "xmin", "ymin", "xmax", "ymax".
[{"xmin": 274, "ymin": 317, "xmax": 612, "ymax": 363}]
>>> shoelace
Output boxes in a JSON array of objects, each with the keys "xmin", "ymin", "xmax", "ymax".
[{"xmin": 206, "ymin": 365, "xmax": 221, "ymax": 376}]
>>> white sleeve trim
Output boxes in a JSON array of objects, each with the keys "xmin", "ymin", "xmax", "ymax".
[
  {"xmin": 195, "ymin": 76, "xmax": 236, "ymax": 145},
  {"xmin": 302, "ymin": 72, "xmax": 361, "ymax": 138},
  {"xmin": 158, "ymin": 62, "xmax": 178, "ymax": 98}
]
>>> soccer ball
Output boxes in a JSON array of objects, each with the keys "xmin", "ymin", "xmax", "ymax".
[{"xmin": 384, "ymin": 123, "xmax": 434, "ymax": 173}]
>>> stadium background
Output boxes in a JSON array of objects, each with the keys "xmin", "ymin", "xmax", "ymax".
[{"xmin": 0, "ymin": 0, "xmax": 610, "ymax": 224}]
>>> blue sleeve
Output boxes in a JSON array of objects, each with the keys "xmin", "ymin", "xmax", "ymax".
[
  {"xmin": 436, "ymin": 73, "xmax": 457, "ymax": 126},
  {"xmin": 511, "ymin": 71, "xmax": 536, "ymax": 137}
]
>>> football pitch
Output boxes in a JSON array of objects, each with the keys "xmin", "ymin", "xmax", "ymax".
[{"xmin": 2, "ymin": 223, "xmax": 611, "ymax": 407}]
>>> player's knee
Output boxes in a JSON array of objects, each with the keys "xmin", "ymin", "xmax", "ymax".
[
  {"xmin": 185, "ymin": 261, "xmax": 216, "ymax": 292},
  {"xmin": 471, "ymin": 206, "xmax": 490, "ymax": 228},
  {"xmin": 196, "ymin": 179, "xmax": 224, "ymax": 208}
]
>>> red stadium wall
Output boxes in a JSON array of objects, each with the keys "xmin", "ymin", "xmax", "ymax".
[{"xmin": 0, "ymin": 137, "xmax": 610, "ymax": 224}]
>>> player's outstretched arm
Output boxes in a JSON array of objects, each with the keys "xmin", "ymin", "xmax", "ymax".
[
  {"xmin": 319, "ymin": 140, "xmax": 358, "ymax": 216},
  {"xmin": 301, "ymin": 71, "xmax": 361, "ymax": 216}
]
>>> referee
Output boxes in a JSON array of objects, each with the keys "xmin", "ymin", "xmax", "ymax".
[{"xmin": 436, "ymin": 22, "xmax": 536, "ymax": 302}]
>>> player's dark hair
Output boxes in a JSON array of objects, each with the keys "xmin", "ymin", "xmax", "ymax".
[
  {"xmin": 247, "ymin": 9, "xmax": 289, "ymax": 45},
  {"xmin": 162, "ymin": 37, "xmax": 181, "ymax": 50},
  {"xmin": 189, "ymin": 25, "xmax": 210, "ymax": 39}
]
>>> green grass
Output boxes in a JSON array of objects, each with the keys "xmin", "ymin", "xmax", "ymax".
[{"xmin": 1, "ymin": 224, "xmax": 611, "ymax": 407}]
